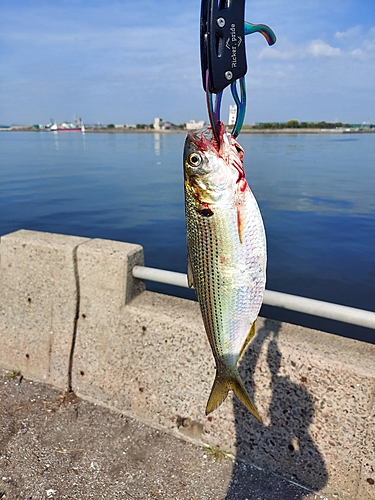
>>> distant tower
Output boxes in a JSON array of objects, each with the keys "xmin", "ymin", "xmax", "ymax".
[
  {"xmin": 228, "ymin": 105, "xmax": 237, "ymax": 126},
  {"xmin": 154, "ymin": 118, "xmax": 162, "ymax": 131}
]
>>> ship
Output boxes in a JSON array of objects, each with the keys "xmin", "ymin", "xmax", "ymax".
[{"xmin": 49, "ymin": 116, "xmax": 85, "ymax": 133}]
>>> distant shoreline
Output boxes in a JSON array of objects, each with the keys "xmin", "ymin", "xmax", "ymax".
[{"xmin": 2, "ymin": 127, "xmax": 374, "ymax": 135}]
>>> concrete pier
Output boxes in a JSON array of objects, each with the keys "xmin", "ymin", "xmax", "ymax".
[{"xmin": 1, "ymin": 229, "xmax": 374, "ymax": 499}]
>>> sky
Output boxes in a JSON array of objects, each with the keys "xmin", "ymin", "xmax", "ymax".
[{"xmin": 1, "ymin": 0, "xmax": 374, "ymax": 125}]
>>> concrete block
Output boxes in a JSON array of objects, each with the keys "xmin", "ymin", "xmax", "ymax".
[
  {"xmin": 72, "ymin": 289, "xmax": 375, "ymax": 499},
  {"xmin": 72, "ymin": 237, "xmax": 145, "ymax": 402},
  {"xmin": 76, "ymin": 237, "xmax": 145, "ymax": 316},
  {"xmin": 73, "ymin": 289, "xmax": 213, "ymax": 416},
  {"xmin": 0, "ymin": 229, "xmax": 89, "ymax": 388}
]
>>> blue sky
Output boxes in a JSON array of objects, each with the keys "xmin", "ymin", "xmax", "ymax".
[{"xmin": 1, "ymin": 0, "xmax": 374, "ymax": 125}]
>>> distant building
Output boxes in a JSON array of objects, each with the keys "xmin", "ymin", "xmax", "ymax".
[
  {"xmin": 154, "ymin": 118, "xmax": 162, "ymax": 130},
  {"xmin": 228, "ymin": 105, "xmax": 237, "ymax": 126},
  {"xmin": 154, "ymin": 118, "xmax": 179, "ymax": 130},
  {"xmin": 186, "ymin": 119, "xmax": 205, "ymax": 131}
]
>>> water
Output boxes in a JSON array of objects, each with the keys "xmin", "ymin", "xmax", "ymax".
[{"xmin": 1, "ymin": 131, "xmax": 374, "ymax": 343}]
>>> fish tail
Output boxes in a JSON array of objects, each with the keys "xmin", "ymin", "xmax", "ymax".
[{"xmin": 205, "ymin": 369, "xmax": 262, "ymax": 422}]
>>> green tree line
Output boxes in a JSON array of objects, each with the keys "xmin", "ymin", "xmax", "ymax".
[{"xmin": 250, "ymin": 120, "xmax": 350, "ymax": 130}]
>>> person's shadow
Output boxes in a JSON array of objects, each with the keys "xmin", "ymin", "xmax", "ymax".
[{"xmin": 226, "ymin": 319, "xmax": 328, "ymax": 499}]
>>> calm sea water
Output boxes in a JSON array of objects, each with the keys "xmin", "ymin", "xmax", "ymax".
[{"xmin": 1, "ymin": 131, "xmax": 374, "ymax": 343}]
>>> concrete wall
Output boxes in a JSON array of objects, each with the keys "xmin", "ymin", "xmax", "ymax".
[{"xmin": 1, "ymin": 229, "xmax": 374, "ymax": 500}]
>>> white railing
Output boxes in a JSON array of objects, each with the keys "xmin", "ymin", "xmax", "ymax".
[{"xmin": 132, "ymin": 265, "xmax": 375, "ymax": 330}]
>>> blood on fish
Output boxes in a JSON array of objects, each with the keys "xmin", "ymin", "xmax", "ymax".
[{"xmin": 238, "ymin": 178, "xmax": 248, "ymax": 193}]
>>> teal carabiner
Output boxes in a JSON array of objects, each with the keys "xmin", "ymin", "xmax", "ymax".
[{"xmin": 230, "ymin": 22, "xmax": 276, "ymax": 138}]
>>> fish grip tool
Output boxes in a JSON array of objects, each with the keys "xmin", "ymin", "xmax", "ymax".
[{"xmin": 200, "ymin": 0, "xmax": 276, "ymax": 142}]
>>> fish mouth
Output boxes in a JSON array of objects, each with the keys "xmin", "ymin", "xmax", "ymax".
[
  {"xmin": 187, "ymin": 123, "xmax": 226, "ymax": 153},
  {"xmin": 187, "ymin": 128, "xmax": 213, "ymax": 153}
]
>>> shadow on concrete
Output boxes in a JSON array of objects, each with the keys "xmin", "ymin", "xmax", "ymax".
[{"xmin": 226, "ymin": 319, "xmax": 328, "ymax": 499}]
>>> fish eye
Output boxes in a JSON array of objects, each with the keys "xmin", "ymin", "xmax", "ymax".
[{"xmin": 188, "ymin": 152, "xmax": 202, "ymax": 167}]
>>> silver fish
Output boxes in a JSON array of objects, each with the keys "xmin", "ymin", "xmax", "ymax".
[{"xmin": 184, "ymin": 124, "xmax": 266, "ymax": 420}]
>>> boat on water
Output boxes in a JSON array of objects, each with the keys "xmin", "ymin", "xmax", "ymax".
[{"xmin": 49, "ymin": 116, "xmax": 85, "ymax": 133}]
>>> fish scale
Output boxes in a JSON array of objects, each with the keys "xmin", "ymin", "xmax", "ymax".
[
  {"xmin": 185, "ymin": 178, "xmax": 265, "ymax": 360},
  {"xmin": 184, "ymin": 126, "xmax": 266, "ymax": 420}
]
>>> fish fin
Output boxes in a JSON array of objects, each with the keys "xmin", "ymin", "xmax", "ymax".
[
  {"xmin": 187, "ymin": 252, "xmax": 194, "ymax": 288},
  {"xmin": 205, "ymin": 374, "xmax": 230, "ymax": 416},
  {"xmin": 236, "ymin": 179, "xmax": 249, "ymax": 244},
  {"xmin": 238, "ymin": 321, "xmax": 256, "ymax": 360},
  {"xmin": 236, "ymin": 203, "xmax": 244, "ymax": 244},
  {"xmin": 231, "ymin": 373, "xmax": 262, "ymax": 422},
  {"xmin": 206, "ymin": 369, "xmax": 262, "ymax": 422}
]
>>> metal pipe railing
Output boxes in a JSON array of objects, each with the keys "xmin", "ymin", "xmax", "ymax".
[{"xmin": 132, "ymin": 265, "xmax": 375, "ymax": 330}]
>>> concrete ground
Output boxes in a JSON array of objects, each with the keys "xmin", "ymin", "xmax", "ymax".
[{"xmin": 0, "ymin": 369, "xmax": 327, "ymax": 500}]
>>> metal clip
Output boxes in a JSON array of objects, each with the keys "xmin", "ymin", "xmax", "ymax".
[
  {"xmin": 200, "ymin": 0, "xmax": 276, "ymax": 142},
  {"xmin": 200, "ymin": 0, "xmax": 247, "ymax": 94}
]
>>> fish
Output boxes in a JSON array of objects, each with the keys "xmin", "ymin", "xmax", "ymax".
[{"xmin": 183, "ymin": 123, "xmax": 266, "ymax": 421}]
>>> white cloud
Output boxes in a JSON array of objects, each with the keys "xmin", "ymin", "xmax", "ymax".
[
  {"xmin": 259, "ymin": 39, "xmax": 342, "ymax": 61},
  {"xmin": 334, "ymin": 25, "xmax": 362, "ymax": 39},
  {"xmin": 333, "ymin": 26, "xmax": 375, "ymax": 60},
  {"xmin": 351, "ymin": 48, "xmax": 364, "ymax": 58},
  {"xmin": 308, "ymin": 40, "xmax": 341, "ymax": 57},
  {"xmin": 258, "ymin": 26, "xmax": 375, "ymax": 63}
]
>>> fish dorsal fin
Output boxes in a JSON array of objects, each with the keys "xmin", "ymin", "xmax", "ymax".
[{"xmin": 238, "ymin": 321, "xmax": 256, "ymax": 360}]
